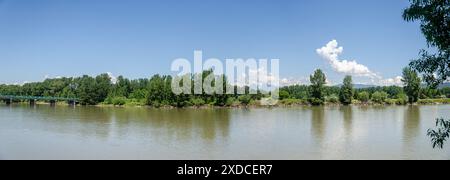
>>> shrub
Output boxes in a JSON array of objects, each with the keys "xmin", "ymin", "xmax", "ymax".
[
  {"xmin": 129, "ymin": 89, "xmax": 148, "ymax": 100},
  {"xmin": 357, "ymin": 91, "xmax": 370, "ymax": 103},
  {"xmin": 112, "ymin": 97, "xmax": 127, "ymax": 106},
  {"xmin": 151, "ymin": 100, "xmax": 161, "ymax": 108},
  {"xmin": 279, "ymin": 90, "xmax": 290, "ymax": 100},
  {"xmin": 384, "ymin": 99, "xmax": 396, "ymax": 105},
  {"xmin": 352, "ymin": 99, "xmax": 361, "ymax": 104},
  {"xmin": 396, "ymin": 93, "xmax": 408, "ymax": 105},
  {"xmin": 190, "ymin": 98, "xmax": 206, "ymax": 107},
  {"xmin": 419, "ymin": 98, "xmax": 450, "ymax": 104},
  {"xmin": 326, "ymin": 94, "xmax": 339, "ymax": 103},
  {"xmin": 126, "ymin": 98, "xmax": 147, "ymax": 106},
  {"xmin": 104, "ymin": 96, "xmax": 114, "ymax": 104},
  {"xmin": 238, "ymin": 95, "xmax": 252, "ymax": 105},
  {"xmin": 309, "ymin": 98, "xmax": 324, "ymax": 106},
  {"xmin": 445, "ymin": 99, "xmax": 450, "ymax": 104},
  {"xmin": 280, "ymin": 99, "xmax": 303, "ymax": 106},
  {"xmin": 371, "ymin": 91, "xmax": 388, "ymax": 104},
  {"xmin": 225, "ymin": 97, "xmax": 234, "ymax": 106},
  {"xmin": 225, "ymin": 97, "xmax": 240, "ymax": 107}
]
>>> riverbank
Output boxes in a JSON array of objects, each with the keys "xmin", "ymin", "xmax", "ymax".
[{"xmin": 7, "ymin": 98, "xmax": 449, "ymax": 109}]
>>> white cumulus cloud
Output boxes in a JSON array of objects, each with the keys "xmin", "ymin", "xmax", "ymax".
[
  {"xmin": 376, "ymin": 76, "xmax": 403, "ymax": 86},
  {"xmin": 316, "ymin": 40, "xmax": 406, "ymax": 87},
  {"xmin": 107, "ymin": 72, "xmax": 117, "ymax": 84},
  {"xmin": 280, "ymin": 77, "xmax": 310, "ymax": 86},
  {"xmin": 316, "ymin": 40, "xmax": 378, "ymax": 78}
]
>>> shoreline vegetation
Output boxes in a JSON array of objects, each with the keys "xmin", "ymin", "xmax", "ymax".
[
  {"xmin": 4, "ymin": 97, "xmax": 450, "ymax": 109},
  {"xmin": 1, "ymin": 69, "xmax": 449, "ymax": 109}
]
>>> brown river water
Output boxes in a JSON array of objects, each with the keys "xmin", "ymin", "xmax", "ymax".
[{"xmin": 0, "ymin": 104, "xmax": 449, "ymax": 160}]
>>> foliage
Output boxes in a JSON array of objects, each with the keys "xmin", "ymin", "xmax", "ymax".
[
  {"xmin": 76, "ymin": 74, "xmax": 112, "ymax": 105},
  {"xmin": 355, "ymin": 86, "xmax": 403, "ymax": 99},
  {"xmin": 280, "ymin": 85, "xmax": 309, "ymax": 99},
  {"xmin": 238, "ymin": 95, "xmax": 252, "ymax": 106},
  {"xmin": 420, "ymin": 87, "xmax": 441, "ymax": 99},
  {"xmin": 418, "ymin": 98, "xmax": 450, "ymax": 104},
  {"xmin": 111, "ymin": 96, "xmax": 127, "ymax": 106},
  {"xmin": 403, "ymin": 0, "xmax": 449, "ymax": 87},
  {"xmin": 279, "ymin": 90, "xmax": 290, "ymax": 100},
  {"xmin": 371, "ymin": 91, "xmax": 389, "ymax": 104},
  {"xmin": 339, "ymin": 76, "xmax": 354, "ymax": 105},
  {"xmin": 147, "ymin": 75, "xmax": 174, "ymax": 107},
  {"xmin": 1, "ymin": 69, "xmax": 449, "ymax": 107},
  {"xmin": 129, "ymin": 89, "xmax": 149, "ymax": 100},
  {"xmin": 357, "ymin": 91, "xmax": 370, "ymax": 103},
  {"xmin": 326, "ymin": 94, "xmax": 339, "ymax": 103},
  {"xmin": 396, "ymin": 93, "xmax": 409, "ymax": 105},
  {"xmin": 279, "ymin": 98, "xmax": 307, "ymax": 106},
  {"xmin": 442, "ymin": 87, "xmax": 450, "ymax": 98},
  {"xmin": 427, "ymin": 118, "xmax": 450, "ymax": 149},
  {"xmin": 402, "ymin": 67, "xmax": 422, "ymax": 103},
  {"xmin": 309, "ymin": 69, "xmax": 326, "ymax": 105},
  {"xmin": 190, "ymin": 98, "xmax": 206, "ymax": 107},
  {"xmin": 225, "ymin": 97, "xmax": 239, "ymax": 107},
  {"xmin": 384, "ymin": 99, "xmax": 397, "ymax": 105}
]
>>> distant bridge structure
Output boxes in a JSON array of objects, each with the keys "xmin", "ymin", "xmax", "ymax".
[{"xmin": 0, "ymin": 95, "xmax": 79, "ymax": 106}]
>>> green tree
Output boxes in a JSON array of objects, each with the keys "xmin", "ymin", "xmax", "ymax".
[
  {"xmin": 73, "ymin": 75, "xmax": 111, "ymax": 105},
  {"xmin": 403, "ymin": 0, "xmax": 449, "ymax": 87},
  {"xmin": 396, "ymin": 92, "xmax": 409, "ymax": 105},
  {"xmin": 112, "ymin": 96, "xmax": 127, "ymax": 106},
  {"xmin": 147, "ymin": 75, "xmax": 165, "ymax": 106},
  {"xmin": 76, "ymin": 75, "xmax": 98, "ymax": 105},
  {"xmin": 212, "ymin": 74, "xmax": 229, "ymax": 106},
  {"xmin": 129, "ymin": 89, "xmax": 148, "ymax": 100},
  {"xmin": 146, "ymin": 75, "xmax": 175, "ymax": 106},
  {"xmin": 326, "ymin": 94, "xmax": 339, "ymax": 103},
  {"xmin": 280, "ymin": 85, "xmax": 309, "ymax": 100},
  {"xmin": 339, "ymin": 75, "xmax": 354, "ymax": 105},
  {"xmin": 43, "ymin": 78, "xmax": 68, "ymax": 97},
  {"xmin": 238, "ymin": 95, "xmax": 252, "ymax": 106},
  {"xmin": 404, "ymin": 1, "xmax": 450, "ymax": 148},
  {"xmin": 371, "ymin": 91, "xmax": 388, "ymax": 104},
  {"xmin": 357, "ymin": 91, "xmax": 370, "ymax": 103},
  {"xmin": 162, "ymin": 75, "xmax": 176, "ymax": 106},
  {"xmin": 421, "ymin": 87, "xmax": 440, "ymax": 99},
  {"xmin": 279, "ymin": 90, "xmax": 290, "ymax": 100},
  {"xmin": 111, "ymin": 76, "xmax": 132, "ymax": 98},
  {"xmin": 441, "ymin": 87, "xmax": 450, "ymax": 98},
  {"xmin": 309, "ymin": 69, "xmax": 326, "ymax": 105},
  {"xmin": 402, "ymin": 67, "xmax": 421, "ymax": 104},
  {"xmin": 95, "ymin": 74, "xmax": 112, "ymax": 103}
]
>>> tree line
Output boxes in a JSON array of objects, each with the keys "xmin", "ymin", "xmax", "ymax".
[
  {"xmin": 279, "ymin": 68, "xmax": 449, "ymax": 106},
  {"xmin": 0, "ymin": 70, "xmax": 260, "ymax": 107},
  {"xmin": 1, "ymin": 68, "xmax": 448, "ymax": 107}
]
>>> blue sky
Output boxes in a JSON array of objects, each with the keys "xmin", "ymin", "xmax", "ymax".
[{"xmin": 0, "ymin": 0, "xmax": 425, "ymax": 85}]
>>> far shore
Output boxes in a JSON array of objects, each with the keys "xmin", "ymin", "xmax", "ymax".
[{"xmin": 3, "ymin": 98, "xmax": 450, "ymax": 109}]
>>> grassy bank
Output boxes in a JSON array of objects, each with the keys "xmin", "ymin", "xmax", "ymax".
[
  {"xmin": 99, "ymin": 97, "xmax": 450, "ymax": 108},
  {"xmin": 5, "ymin": 98, "xmax": 450, "ymax": 108}
]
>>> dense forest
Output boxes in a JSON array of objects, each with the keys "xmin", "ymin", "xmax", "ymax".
[{"xmin": 1, "ymin": 69, "xmax": 449, "ymax": 107}]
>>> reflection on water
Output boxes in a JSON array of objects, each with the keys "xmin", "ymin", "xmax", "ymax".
[
  {"xmin": 311, "ymin": 107, "xmax": 325, "ymax": 141},
  {"xmin": 341, "ymin": 106, "xmax": 353, "ymax": 138},
  {"xmin": 404, "ymin": 106, "xmax": 420, "ymax": 140},
  {"xmin": 0, "ymin": 104, "xmax": 449, "ymax": 160}
]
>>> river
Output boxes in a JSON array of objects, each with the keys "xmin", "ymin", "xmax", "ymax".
[{"xmin": 0, "ymin": 104, "xmax": 449, "ymax": 160}]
